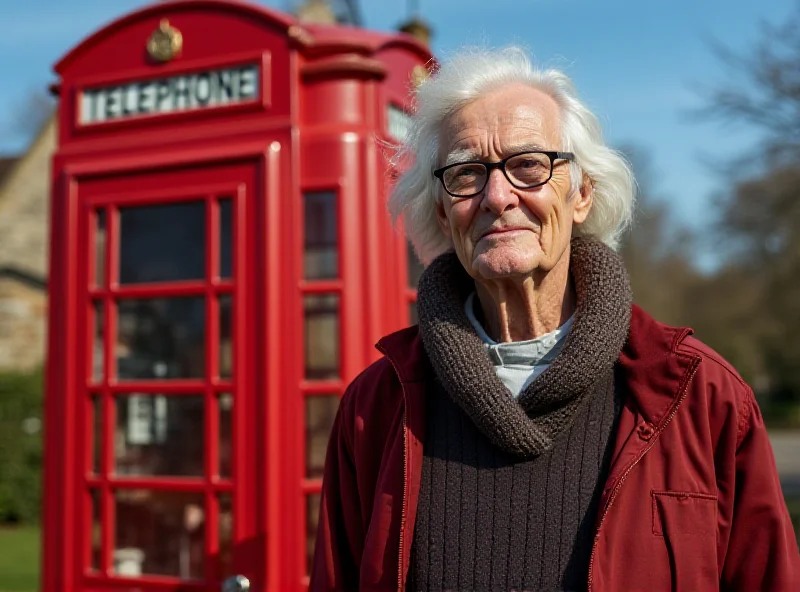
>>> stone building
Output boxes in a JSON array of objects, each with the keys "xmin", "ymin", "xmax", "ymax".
[{"xmin": 0, "ymin": 117, "xmax": 56, "ymax": 370}]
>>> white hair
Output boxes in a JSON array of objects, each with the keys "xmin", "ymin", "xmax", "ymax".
[{"xmin": 389, "ymin": 46, "xmax": 635, "ymax": 264}]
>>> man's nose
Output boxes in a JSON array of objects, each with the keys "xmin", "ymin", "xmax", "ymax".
[{"xmin": 480, "ymin": 168, "xmax": 519, "ymax": 214}]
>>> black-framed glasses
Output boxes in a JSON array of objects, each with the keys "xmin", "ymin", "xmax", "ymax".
[{"xmin": 433, "ymin": 151, "xmax": 575, "ymax": 198}]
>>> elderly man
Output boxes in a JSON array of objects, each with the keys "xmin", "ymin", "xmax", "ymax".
[{"xmin": 311, "ymin": 47, "xmax": 799, "ymax": 591}]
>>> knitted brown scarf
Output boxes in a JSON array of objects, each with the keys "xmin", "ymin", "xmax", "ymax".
[{"xmin": 416, "ymin": 236, "xmax": 632, "ymax": 458}]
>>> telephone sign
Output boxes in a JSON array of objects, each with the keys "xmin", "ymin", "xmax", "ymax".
[{"xmin": 80, "ymin": 64, "xmax": 260, "ymax": 124}]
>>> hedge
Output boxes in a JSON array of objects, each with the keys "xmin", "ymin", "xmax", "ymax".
[{"xmin": 0, "ymin": 367, "xmax": 43, "ymax": 524}]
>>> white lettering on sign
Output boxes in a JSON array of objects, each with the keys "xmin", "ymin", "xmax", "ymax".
[
  {"xmin": 387, "ymin": 104, "xmax": 411, "ymax": 142},
  {"xmin": 79, "ymin": 64, "xmax": 260, "ymax": 125}
]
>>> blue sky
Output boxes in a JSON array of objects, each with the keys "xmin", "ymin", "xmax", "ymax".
[{"xmin": 0, "ymin": 0, "xmax": 794, "ymax": 258}]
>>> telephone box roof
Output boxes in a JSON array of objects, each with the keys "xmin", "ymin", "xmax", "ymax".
[{"xmin": 54, "ymin": 0, "xmax": 431, "ymax": 75}]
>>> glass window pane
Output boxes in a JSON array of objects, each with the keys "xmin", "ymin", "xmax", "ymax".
[
  {"xmin": 220, "ymin": 199, "xmax": 232, "ymax": 279},
  {"xmin": 407, "ymin": 241, "xmax": 424, "ymax": 289},
  {"xmin": 307, "ymin": 494, "xmax": 321, "ymax": 576},
  {"xmin": 304, "ymin": 294, "xmax": 340, "ymax": 380},
  {"xmin": 304, "ymin": 191, "xmax": 338, "ymax": 280},
  {"xmin": 119, "ymin": 202, "xmax": 205, "ymax": 284},
  {"xmin": 92, "ymin": 394, "xmax": 102, "ymax": 474},
  {"xmin": 114, "ymin": 489, "xmax": 204, "ymax": 579},
  {"xmin": 95, "ymin": 209, "xmax": 106, "ymax": 288},
  {"xmin": 218, "ymin": 393, "xmax": 233, "ymax": 480},
  {"xmin": 305, "ymin": 396, "xmax": 339, "ymax": 479},
  {"xmin": 218, "ymin": 493, "xmax": 234, "ymax": 578},
  {"xmin": 93, "ymin": 300, "xmax": 104, "ymax": 382},
  {"xmin": 114, "ymin": 394, "xmax": 204, "ymax": 477},
  {"xmin": 116, "ymin": 297, "xmax": 205, "ymax": 379},
  {"xmin": 90, "ymin": 488, "xmax": 101, "ymax": 571},
  {"xmin": 219, "ymin": 295, "xmax": 232, "ymax": 379}
]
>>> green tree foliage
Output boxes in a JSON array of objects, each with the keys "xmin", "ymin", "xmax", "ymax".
[{"xmin": 0, "ymin": 367, "xmax": 43, "ymax": 524}]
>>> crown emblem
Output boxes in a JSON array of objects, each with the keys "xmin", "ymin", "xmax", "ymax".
[{"xmin": 147, "ymin": 19, "xmax": 182, "ymax": 62}]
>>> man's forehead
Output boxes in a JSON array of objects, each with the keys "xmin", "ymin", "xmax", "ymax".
[{"xmin": 440, "ymin": 87, "xmax": 562, "ymax": 158}]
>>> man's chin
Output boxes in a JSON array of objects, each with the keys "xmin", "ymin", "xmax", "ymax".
[{"xmin": 471, "ymin": 253, "xmax": 540, "ymax": 281}]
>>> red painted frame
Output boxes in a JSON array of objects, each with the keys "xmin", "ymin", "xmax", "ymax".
[
  {"xmin": 43, "ymin": 142, "xmax": 285, "ymax": 590},
  {"xmin": 73, "ymin": 163, "xmax": 256, "ymax": 590},
  {"xmin": 44, "ymin": 2, "xmax": 432, "ymax": 591},
  {"xmin": 297, "ymin": 180, "xmax": 345, "ymax": 588}
]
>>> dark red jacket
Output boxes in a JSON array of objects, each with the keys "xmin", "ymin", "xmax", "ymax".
[{"xmin": 311, "ymin": 305, "xmax": 800, "ymax": 591}]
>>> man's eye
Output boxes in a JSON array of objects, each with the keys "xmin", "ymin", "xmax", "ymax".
[
  {"xmin": 455, "ymin": 166, "xmax": 481, "ymax": 177},
  {"xmin": 517, "ymin": 158, "xmax": 545, "ymax": 169}
]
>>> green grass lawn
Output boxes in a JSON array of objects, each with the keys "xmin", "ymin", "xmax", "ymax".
[{"xmin": 0, "ymin": 527, "xmax": 39, "ymax": 592}]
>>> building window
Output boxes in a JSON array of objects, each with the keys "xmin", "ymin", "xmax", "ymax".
[
  {"xmin": 114, "ymin": 489, "xmax": 205, "ymax": 579},
  {"xmin": 218, "ymin": 393, "xmax": 233, "ymax": 480},
  {"xmin": 116, "ymin": 297, "xmax": 205, "ymax": 380},
  {"xmin": 220, "ymin": 198, "xmax": 233, "ymax": 279},
  {"xmin": 305, "ymin": 395, "xmax": 340, "ymax": 479},
  {"xmin": 306, "ymin": 493, "xmax": 321, "ymax": 576},
  {"xmin": 119, "ymin": 202, "xmax": 205, "ymax": 284},
  {"xmin": 304, "ymin": 191, "xmax": 339, "ymax": 280},
  {"xmin": 219, "ymin": 295, "xmax": 232, "ymax": 379},
  {"xmin": 94, "ymin": 208, "xmax": 106, "ymax": 287},
  {"xmin": 114, "ymin": 394, "xmax": 204, "ymax": 477},
  {"xmin": 303, "ymin": 294, "xmax": 340, "ymax": 380}
]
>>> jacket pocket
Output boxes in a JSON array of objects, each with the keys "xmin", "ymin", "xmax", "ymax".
[{"xmin": 652, "ymin": 490, "xmax": 719, "ymax": 591}]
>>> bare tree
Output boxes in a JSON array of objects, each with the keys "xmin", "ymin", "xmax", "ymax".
[
  {"xmin": 696, "ymin": 2, "xmax": 800, "ymax": 411},
  {"xmin": 698, "ymin": 5, "xmax": 800, "ymax": 165},
  {"xmin": 617, "ymin": 145, "xmax": 700, "ymax": 327}
]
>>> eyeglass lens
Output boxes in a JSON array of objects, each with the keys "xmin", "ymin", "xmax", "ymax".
[{"xmin": 443, "ymin": 152, "xmax": 553, "ymax": 196}]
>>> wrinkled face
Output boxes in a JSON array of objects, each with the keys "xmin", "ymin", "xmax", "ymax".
[{"xmin": 436, "ymin": 83, "xmax": 592, "ymax": 282}]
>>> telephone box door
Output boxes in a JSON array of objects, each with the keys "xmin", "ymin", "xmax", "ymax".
[{"xmin": 73, "ymin": 159, "xmax": 264, "ymax": 590}]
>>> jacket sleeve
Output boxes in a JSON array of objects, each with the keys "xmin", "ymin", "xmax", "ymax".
[
  {"xmin": 720, "ymin": 391, "xmax": 800, "ymax": 590},
  {"xmin": 309, "ymin": 388, "xmax": 364, "ymax": 591}
]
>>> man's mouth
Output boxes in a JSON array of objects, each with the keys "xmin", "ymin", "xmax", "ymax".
[{"xmin": 479, "ymin": 227, "xmax": 532, "ymax": 240}]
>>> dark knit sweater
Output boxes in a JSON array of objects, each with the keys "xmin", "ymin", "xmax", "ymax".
[
  {"xmin": 409, "ymin": 371, "xmax": 624, "ymax": 592},
  {"xmin": 409, "ymin": 238, "xmax": 632, "ymax": 592}
]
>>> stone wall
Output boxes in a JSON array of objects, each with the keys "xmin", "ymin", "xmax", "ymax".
[
  {"xmin": 0, "ymin": 116, "xmax": 55, "ymax": 370},
  {"xmin": 0, "ymin": 276, "xmax": 47, "ymax": 370},
  {"xmin": 0, "ymin": 118, "xmax": 54, "ymax": 278}
]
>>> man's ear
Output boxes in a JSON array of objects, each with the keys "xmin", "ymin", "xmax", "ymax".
[
  {"xmin": 572, "ymin": 173, "xmax": 594, "ymax": 225},
  {"xmin": 435, "ymin": 200, "xmax": 452, "ymax": 238}
]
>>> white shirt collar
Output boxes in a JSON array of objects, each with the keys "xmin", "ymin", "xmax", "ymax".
[{"xmin": 464, "ymin": 291, "xmax": 575, "ymax": 366}]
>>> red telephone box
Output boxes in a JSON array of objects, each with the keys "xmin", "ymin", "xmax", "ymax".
[{"xmin": 42, "ymin": 1, "xmax": 431, "ymax": 590}]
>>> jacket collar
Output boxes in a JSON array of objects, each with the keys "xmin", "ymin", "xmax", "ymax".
[
  {"xmin": 378, "ymin": 304, "xmax": 700, "ymax": 427},
  {"xmin": 376, "ymin": 326, "xmax": 427, "ymax": 383},
  {"xmin": 618, "ymin": 304, "xmax": 699, "ymax": 429}
]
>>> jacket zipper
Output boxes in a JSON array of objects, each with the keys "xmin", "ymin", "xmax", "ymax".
[
  {"xmin": 378, "ymin": 349, "xmax": 409, "ymax": 592},
  {"xmin": 586, "ymin": 358, "xmax": 700, "ymax": 590},
  {"xmin": 398, "ymin": 394, "xmax": 408, "ymax": 591}
]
